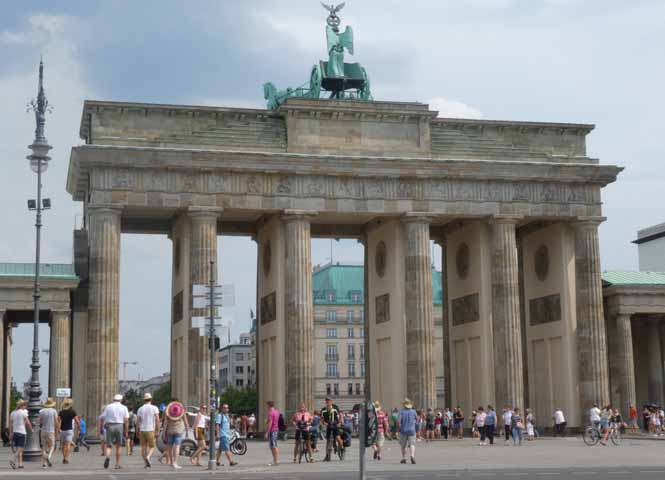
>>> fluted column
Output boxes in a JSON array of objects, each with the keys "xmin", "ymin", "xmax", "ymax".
[
  {"xmin": 647, "ymin": 319, "xmax": 664, "ymax": 405},
  {"xmin": 575, "ymin": 217, "xmax": 610, "ymax": 421},
  {"xmin": 491, "ymin": 215, "xmax": 524, "ymax": 409},
  {"xmin": 402, "ymin": 214, "xmax": 436, "ymax": 410},
  {"xmin": 49, "ymin": 310, "xmax": 71, "ymax": 401},
  {"xmin": 282, "ymin": 210, "xmax": 315, "ymax": 416},
  {"xmin": 613, "ymin": 314, "xmax": 636, "ymax": 411},
  {"xmin": 86, "ymin": 205, "xmax": 122, "ymax": 436},
  {"xmin": 187, "ymin": 207, "xmax": 221, "ymax": 406}
]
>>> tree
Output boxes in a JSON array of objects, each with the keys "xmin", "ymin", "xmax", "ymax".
[
  {"xmin": 219, "ymin": 386, "xmax": 257, "ymax": 415},
  {"xmin": 151, "ymin": 381, "xmax": 171, "ymax": 407},
  {"xmin": 124, "ymin": 388, "xmax": 141, "ymax": 410},
  {"xmin": 9, "ymin": 383, "xmax": 23, "ymax": 412}
]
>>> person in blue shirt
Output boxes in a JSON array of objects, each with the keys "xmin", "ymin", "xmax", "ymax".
[
  {"xmin": 75, "ymin": 417, "xmax": 90, "ymax": 452},
  {"xmin": 215, "ymin": 404, "xmax": 238, "ymax": 467},
  {"xmin": 397, "ymin": 398, "xmax": 417, "ymax": 465},
  {"xmin": 484, "ymin": 405, "xmax": 497, "ymax": 445}
]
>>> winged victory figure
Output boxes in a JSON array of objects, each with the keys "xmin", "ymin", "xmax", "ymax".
[{"xmin": 321, "ymin": 2, "xmax": 353, "ymax": 77}]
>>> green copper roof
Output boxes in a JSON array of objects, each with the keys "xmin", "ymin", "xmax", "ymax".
[
  {"xmin": 602, "ymin": 271, "xmax": 665, "ymax": 286},
  {"xmin": 313, "ymin": 264, "xmax": 443, "ymax": 305},
  {"xmin": 0, "ymin": 263, "xmax": 78, "ymax": 280}
]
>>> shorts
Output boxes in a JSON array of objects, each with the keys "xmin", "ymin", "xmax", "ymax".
[
  {"xmin": 139, "ymin": 431, "xmax": 156, "ymax": 448},
  {"xmin": 13, "ymin": 433, "xmax": 26, "ymax": 448},
  {"xmin": 60, "ymin": 430, "xmax": 74, "ymax": 445},
  {"xmin": 426, "ymin": 423, "xmax": 435, "ymax": 431},
  {"xmin": 196, "ymin": 427, "xmax": 206, "ymax": 441},
  {"xmin": 219, "ymin": 436, "xmax": 230, "ymax": 452},
  {"xmin": 105, "ymin": 424, "xmax": 124, "ymax": 446},
  {"xmin": 374, "ymin": 432, "xmax": 385, "ymax": 447},
  {"xmin": 295, "ymin": 430, "xmax": 311, "ymax": 442},
  {"xmin": 40, "ymin": 431, "xmax": 55, "ymax": 450},
  {"xmin": 600, "ymin": 420, "xmax": 610, "ymax": 430},
  {"xmin": 268, "ymin": 431, "xmax": 278, "ymax": 449},
  {"xmin": 399, "ymin": 433, "xmax": 415, "ymax": 449},
  {"xmin": 628, "ymin": 418, "xmax": 637, "ymax": 426},
  {"xmin": 167, "ymin": 433, "xmax": 184, "ymax": 446}
]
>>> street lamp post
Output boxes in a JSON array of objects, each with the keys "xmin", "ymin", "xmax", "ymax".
[{"xmin": 24, "ymin": 59, "xmax": 53, "ymax": 460}]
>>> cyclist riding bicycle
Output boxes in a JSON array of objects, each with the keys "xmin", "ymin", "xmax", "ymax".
[
  {"xmin": 292, "ymin": 402, "xmax": 313, "ymax": 463},
  {"xmin": 321, "ymin": 397, "xmax": 343, "ymax": 461}
]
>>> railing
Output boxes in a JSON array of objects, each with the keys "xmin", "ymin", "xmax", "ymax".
[{"xmin": 325, "ymin": 353, "xmax": 339, "ymax": 361}]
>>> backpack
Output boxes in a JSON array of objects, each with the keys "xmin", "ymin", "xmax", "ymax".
[{"xmin": 278, "ymin": 413, "xmax": 287, "ymax": 432}]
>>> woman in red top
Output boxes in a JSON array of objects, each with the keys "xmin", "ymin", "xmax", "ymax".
[
  {"xmin": 372, "ymin": 401, "xmax": 389, "ymax": 461},
  {"xmin": 628, "ymin": 404, "xmax": 638, "ymax": 433}
]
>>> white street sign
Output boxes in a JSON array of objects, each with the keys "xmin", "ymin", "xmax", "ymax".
[
  {"xmin": 193, "ymin": 297, "xmax": 224, "ymax": 309},
  {"xmin": 192, "ymin": 284, "xmax": 236, "ymax": 307},
  {"xmin": 56, "ymin": 388, "xmax": 71, "ymax": 398}
]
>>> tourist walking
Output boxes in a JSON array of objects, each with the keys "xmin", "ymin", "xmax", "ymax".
[
  {"xmin": 390, "ymin": 408, "xmax": 399, "ymax": 440},
  {"xmin": 502, "ymin": 406, "xmax": 513, "ymax": 444},
  {"xmin": 136, "ymin": 392, "xmax": 160, "ymax": 468},
  {"xmin": 58, "ymin": 398, "xmax": 80, "ymax": 464},
  {"xmin": 476, "ymin": 406, "xmax": 487, "ymax": 445},
  {"xmin": 627, "ymin": 404, "xmax": 638, "ymax": 433},
  {"xmin": 126, "ymin": 406, "xmax": 137, "ymax": 456},
  {"xmin": 264, "ymin": 400, "xmax": 280, "ymax": 466},
  {"xmin": 454, "ymin": 407, "xmax": 465, "ymax": 439},
  {"xmin": 74, "ymin": 416, "xmax": 90, "ymax": 452},
  {"xmin": 526, "ymin": 408, "xmax": 535, "ymax": 440},
  {"xmin": 397, "ymin": 398, "xmax": 417, "ymax": 464},
  {"xmin": 553, "ymin": 408, "xmax": 566, "ymax": 437},
  {"xmin": 161, "ymin": 399, "xmax": 189, "ymax": 469},
  {"xmin": 485, "ymin": 405, "xmax": 496, "ymax": 445},
  {"xmin": 310, "ymin": 410, "xmax": 321, "ymax": 451},
  {"xmin": 216, "ymin": 404, "xmax": 238, "ymax": 467},
  {"xmin": 9, "ymin": 400, "xmax": 32, "ymax": 470},
  {"xmin": 372, "ymin": 401, "xmax": 389, "ymax": 461},
  {"xmin": 248, "ymin": 412, "xmax": 257, "ymax": 438},
  {"xmin": 511, "ymin": 407, "xmax": 524, "ymax": 446},
  {"xmin": 38, "ymin": 397, "xmax": 57, "ymax": 467},
  {"xmin": 191, "ymin": 404, "xmax": 208, "ymax": 466},
  {"xmin": 99, "ymin": 394, "xmax": 129, "ymax": 470}
]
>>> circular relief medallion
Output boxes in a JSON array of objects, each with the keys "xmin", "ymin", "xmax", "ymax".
[
  {"xmin": 456, "ymin": 242, "xmax": 470, "ymax": 280},
  {"xmin": 375, "ymin": 241, "xmax": 387, "ymax": 278},
  {"xmin": 263, "ymin": 240, "xmax": 272, "ymax": 276},
  {"xmin": 535, "ymin": 245, "xmax": 550, "ymax": 281}
]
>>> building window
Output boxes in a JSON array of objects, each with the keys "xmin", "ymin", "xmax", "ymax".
[
  {"xmin": 326, "ymin": 363, "xmax": 338, "ymax": 378},
  {"xmin": 360, "ymin": 328, "xmax": 365, "ymax": 338},
  {"xmin": 236, "ymin": 353, "xmax": 244, "ymax": 361},
  {"xmin": 326, "ymin": 384, "xmax": 331, "ymax": 395},
  {"xmin": 326, "ymin": 344, "xmax": 338, "ymax": 361},
  {"xmin": 334, "ymin": 383, "xmax": 339, "ymax": 396},
  {"xmin": 326, "ymin": 328, "xmax": 337, "ymax": 338},
  {"xmin": 360, "ymin": 362, "xmax": 365, "ymax": 377},
  {"xmin": 327, "ymin": 310, "xmax": 337, "ymax": 322},
  {"xmin": 327, "ymin": 291, "xmax": 336, "ymax": 302},
  {"xmin": 347, "ymin": 310, "xmax": 354, "ymax": 323},
  {"xmin": 360, "ymin": 310, "xmax": 364, "ymax": 324},
  {"xmin": 347, "ymin": 344, "xmax": 354, "ymax": 360},
  {"xmin": 236, "ymin": 379, "xmax": 244, "ymax": 387},
  {"xmin": 220, "ymin": 354, "xmax": 228, "ymax": 364},
  {"xmin": 356, "ymin": 383, "xmax": 361, "ymax": 395},
  {"xmin": 347, "ymin": 327, "xmax": 354, "ymax": 338},
  {"xmin": 360, "ymin": 344, "xmax": 365, "ymax": 360},
  {"xmin": 236, "ymin": 366, "xmax": 244, "ymax": 374},
  {"xmin": 351, "ymin": 291, "xmax": 362, "ymax": 303},
  {"xmin": 348, "ymin": 363, "xmax": 355, "ymax": 377},
  {"xmin": 348, "ymin": 383, "xmax": 353, "ymax": 395}
]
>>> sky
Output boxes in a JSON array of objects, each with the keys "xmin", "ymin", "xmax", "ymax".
[{"xmin": 2, "ymin": 0, "xmax": 664, "ymax": 387}]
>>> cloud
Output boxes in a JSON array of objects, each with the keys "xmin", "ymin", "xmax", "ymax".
[{"xmin": 428, "ymin": 97, "xmax": 483, "ymax": 119}]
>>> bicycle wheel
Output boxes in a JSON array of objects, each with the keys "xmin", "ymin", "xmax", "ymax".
[
  {"xmin": 298, "ymin": 441, "xmax": 304, "ymax": 464},
  {"xmin": 583, "ymin": 427, "xmax": 600, "ymax": 446},
  {"xmin": 610, "ymin": 429, "xmax": 621, "ymax": 446}
]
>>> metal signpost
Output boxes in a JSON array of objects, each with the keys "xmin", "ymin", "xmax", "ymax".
[{"xmin": 192, "ymin": 262, "xmax": 235, "ymax": 471}]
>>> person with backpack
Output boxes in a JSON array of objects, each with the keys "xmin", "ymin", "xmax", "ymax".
[{"xmin": 264, "ymin": 400, "xmax": 281, "ymax": 466}]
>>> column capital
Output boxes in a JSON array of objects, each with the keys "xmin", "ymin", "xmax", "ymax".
[
  {"xmin": 187, "ymin": 206, "xmax": 223, "ymax": 220},
  {"xmin": 401, "ymin": 212, "xmax": 435, "ymax": 224},
  {"xmin": 87, "ymin": 204, "xmax": 123, "ymax": 215},
  {"xmin": 575, "ymin": 216, "xmax": 606, "ymax": 228},
  {"xmin": 489, "ymin": 214, "xmax": 523, "ymax": 225},
  {"xmin": 281, "ymin": 209, "xmax": 318, "ymax": 222}
]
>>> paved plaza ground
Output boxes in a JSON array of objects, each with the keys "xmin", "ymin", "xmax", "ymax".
[{"xmin": 1, "ymin": 435, "xmax": 664, "ymax": 479}]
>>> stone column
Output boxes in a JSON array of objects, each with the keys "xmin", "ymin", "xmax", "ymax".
[
  {"xmin": 282, "ymin": 211, "xmax": 315, "ymax": 415},
  {"xmin": 575, "ymin": 217, "xmax": 610, "ymax": 421},
  {"xmin": 613, "ymin": 314, "xmax": 636, "ymax": 410},
  {"xmin": 402, "ymin": 214, "xmax": 436, "ymax": 410},
  {"xmin": 187, "ymin": 207, "xmax": 221, "ymax": 406},
  {"xmin": 86, "ymin": 205, "xmax": 122, "ymax": 435},
  {"xmin": 49, "ymin": 310, "xmax": 71, "ymax": 399},
  {"xmin": 647, "ymin": 319, "xmax": 664, "ymax": 405},
  {"xmin": 491, "ymin": 215, "xmax": 524, "ymax": 409},
  {"xmin": 0, "ymin": 310, "xmax": 6, "ymax": 431}
]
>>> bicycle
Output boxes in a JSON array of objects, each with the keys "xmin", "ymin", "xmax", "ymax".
[
  {"xmin": 332, "ymin": 435, "xmax": 345, "ymax": 461},
  {"xmin": 583, "ymin": 424, "xmax": 620, "ymax": 446},
  {"xmin": 296, "ymin": 433, "xmax": 312, "ymax": 464}
]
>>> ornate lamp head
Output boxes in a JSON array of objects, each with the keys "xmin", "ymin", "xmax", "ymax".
[{"xmin": 26, "ymin": 59, "xmax": 52, "ymax": 173}]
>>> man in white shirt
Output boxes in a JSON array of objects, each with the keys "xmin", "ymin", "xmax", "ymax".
[
  {"xmin": 136, "ymin": 393, "xmax": 160, "ymax": 468},
  {"xmin": 553, "ymin": 408, "xmax": 566, "ymax": 437},
  {"xmin": 38, "ymin": 397, "xmax": 58, "ymax": 467},
  {"xmin": 502, "ymin": 406, "xmax": 513, "ymax": 445},
  {"xmin": 99, "ymin": 394, "xmax": 129, "ymax": 470},
  {"xmin": 589, "ymin": 404, "xmax": 601, "ymax": 428},
  {"xmin": 9, "ymin": 400, "xmax": 32, "ymax": 469}
]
